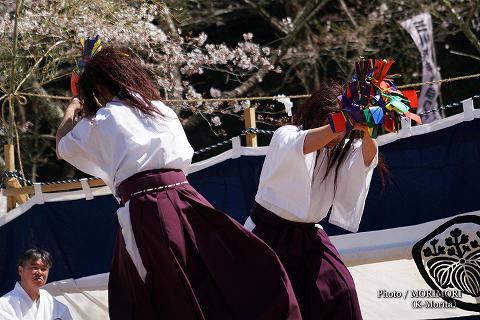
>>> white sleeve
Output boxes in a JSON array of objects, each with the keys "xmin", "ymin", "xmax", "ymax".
[
  {"xmin": 269, "ymin": 125, "xmax": 315, "ymax": 179},
  {"xmin": 329, "ymin": 140, "xmax": 378, "ymax": 232},
  {"xmin": 255, "ymin": 125, "xmax": 315, "ymax": 219},
  {"xmin": 57, "ymin": 116, "xmax": 112, "ymax": 180}
]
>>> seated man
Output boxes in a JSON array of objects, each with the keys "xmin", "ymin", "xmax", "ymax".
[{"xmin": 0, "ymin": 248, "xmax": 73, "ymax": 320}]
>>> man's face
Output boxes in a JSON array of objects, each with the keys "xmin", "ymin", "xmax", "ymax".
[{"xmin": 18, "ymin": 258, "xmax": 49, "ymax": 289}]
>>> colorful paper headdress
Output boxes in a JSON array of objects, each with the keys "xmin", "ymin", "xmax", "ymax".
[
  {"xmin": 327, "ymin": 58, "xmax": 421, "ymax": 138},
  {"xmin": 70, "ymin": 35, "xmax": 102, "ymax": 97}
]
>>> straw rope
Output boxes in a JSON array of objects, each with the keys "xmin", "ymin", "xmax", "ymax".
[
  {"xmin": 1, "ymin": 73, "xmax": 478, "ymax": 105},
  {"xmin": 395, "ymin": 73, "xmax": 480, "ymax": 89}
]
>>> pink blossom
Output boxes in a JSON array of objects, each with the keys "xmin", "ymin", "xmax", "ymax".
[
  {"xmin": 243, "ymin": 33, "xmax": 253, "ymax": 41},
  {"xmin": 211, "ymin": 116, "xmax": 222, "ymax": 126}
]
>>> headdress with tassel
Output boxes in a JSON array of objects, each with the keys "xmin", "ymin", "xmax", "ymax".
[
  {"xmin": 70, "ymin": 35, "xmax": 102, "ymax": 97},
  {"xmin": 328, "ymin": 58, "xmax": 421, "ymax": 138}
]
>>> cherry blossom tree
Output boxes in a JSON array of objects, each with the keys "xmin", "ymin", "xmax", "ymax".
[
  {"xmin": 0, "ymin": 0, "xmax": 280, "ymax": 179},
  {"xmin": 0, "ymin": 0, "xmax": 479, "ymax": 181}
]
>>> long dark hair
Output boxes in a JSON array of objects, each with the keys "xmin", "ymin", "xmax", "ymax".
[
  {"xmin": 293, "ymin": 80, "xmax": 389, "ymax": 188},
  {"xmin": 77, "ymin": 47, "xmax": 162, "ymax": 117}
]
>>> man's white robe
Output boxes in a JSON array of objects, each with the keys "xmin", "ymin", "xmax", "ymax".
[{"xmin": 0, "ymin": 282, "xmax": 72, "ymax": 320}]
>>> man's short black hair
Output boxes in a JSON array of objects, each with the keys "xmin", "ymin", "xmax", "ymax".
[{"xmin": 18, "ymin": 248, "xmax": 53, "ymax": 268}]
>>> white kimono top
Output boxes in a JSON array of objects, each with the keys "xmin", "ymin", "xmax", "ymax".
[
  {"xmin": 0, "ymin": 282, "xmax": 72, "ymax": 320},
  {"xmin": 245, "ymin": 125, "xmax": 378, "ymax": 233},
  {"xmin": 57, "ymin": 99, "xmax": 194, "ymax": 282},
  {"xmin": 57, "ymin": 99, "xmax": 194, "ymax": 196}
]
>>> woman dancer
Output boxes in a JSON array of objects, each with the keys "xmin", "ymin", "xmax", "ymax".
[
  {"xmin": 56, "ymin": 47, "xmax": 300, "ymax": 320},
  {"xmin": 244, "ymin": 81, "xmax": 382, "ymax": 319}
]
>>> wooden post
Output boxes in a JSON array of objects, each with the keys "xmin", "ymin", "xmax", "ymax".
[
  {"xmin": 4, "ymin": 144, "xmax": 29, "ymax": 211},
  {"xmin": 244, "ymin": 107, "xmax": 257, "ymax": 147}
]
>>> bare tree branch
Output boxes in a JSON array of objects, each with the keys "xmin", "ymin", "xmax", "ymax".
[
  {"xmin": 30, "ymin": 80, "xmax": 64, "ymax": 128},
  {"xmin": 159, "ymin": 3, "xmax": 185, "ymax": 107},
  {"xmin": 0, "ymin": 133, "xmax": 56, "ymax": 141},
  {"xmin": 339, "ymin": 0, "xmax": 358, "ymax": 28},
  {"xmin": 449, "ymin": 50, "xmax": 480, "ymax": 61},
  {"xmin": 241, "ymin": 0, "xmax": 287, "ymax": 35},
  {"xmin": 441, "ymin": 0, "xmax": 480, "ymax": 53},
  {"xmin": 223, "ymin": 0, "xmax": 329, "ymax": 98},
  {"xmin": 467, "ymin": 0, "xmax": 480, "ymax": 24}
]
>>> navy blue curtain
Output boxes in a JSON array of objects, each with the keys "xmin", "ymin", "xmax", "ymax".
[
  {"xmin": 0, "ymin": 196, "xmax": 118, "ymax": 295},
  {"xmin": 1, "ymin": 118, "xmax": 480, "ymax": 295}
]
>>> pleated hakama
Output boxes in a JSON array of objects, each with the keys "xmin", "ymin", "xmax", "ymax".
[{"xmin": 108, "ymin": 169, "xmax": 301, "ymax": 320}]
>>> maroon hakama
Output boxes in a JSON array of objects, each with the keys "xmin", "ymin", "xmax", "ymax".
[
  {"xmin": 108, "ymin": 169, "xmax": 301, "ymax": 320},
  {"xmin": 250, "ymin": 202, "xmax": 363, "ymax": 320}
]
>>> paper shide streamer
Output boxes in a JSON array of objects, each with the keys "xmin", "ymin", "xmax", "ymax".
[{"xmin": 328, "ymin": 58, "xmax": 421, "ymax": 138}]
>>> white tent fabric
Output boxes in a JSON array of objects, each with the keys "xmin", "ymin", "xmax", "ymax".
[
  {"xmin": 352, "ymin": 258, "xmax": 477, "ymax": 319},
  {"xmin": 39, "ymin": 211, "xmax": 479, "ymax": 320}
]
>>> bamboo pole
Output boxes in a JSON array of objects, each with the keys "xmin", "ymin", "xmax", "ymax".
[
  {"xmin": 243, "ymin": 107, "xmax": 257, "ymax": 147},
  {"xmin": 4, "ymin": 144, "xmax": 17, "ymax": 210},
  {"xmin": 4, "ymin": 0, "xmax": 21, "ymax": 211},
  {"xmin": 8, "ymin": 0, "xmax": 20, "ymax": 145}
]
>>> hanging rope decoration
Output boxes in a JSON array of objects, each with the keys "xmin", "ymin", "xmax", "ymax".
[
  {"xmin": 5, "ymin": 73, "xmax": 478, "ymax": 108},
  {"xmin": 70, "ymin": 35, "xmax": 102, "ymax": 97},
  {"xmin": 327, "ymin": 58, "xmax": 422, "ymax": 139}
]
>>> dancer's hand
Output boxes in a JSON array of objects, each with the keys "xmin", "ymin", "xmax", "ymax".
[
  {"xmin": 67, "ymin": 97, "xmax": 83, "ymax": 115},
  {"xmin": 56, "ymin": 98, "xmax": 84, "ymax": 159}
]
